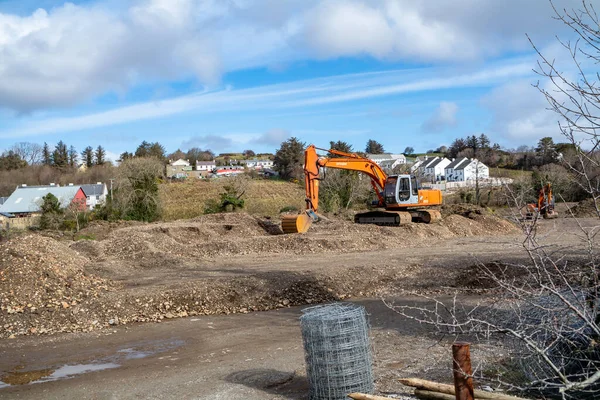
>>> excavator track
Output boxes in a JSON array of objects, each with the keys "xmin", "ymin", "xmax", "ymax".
[
  {"xmin": 354, "ymin": 209, "xmax": 441, "ymax": 226},
  {"xmin": 354, "ymin": 210, "xmax": 412, "ymax": 226}
]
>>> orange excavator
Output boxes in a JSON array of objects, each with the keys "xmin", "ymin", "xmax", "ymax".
[
  {"xmin": 281, "ymin": 145, "xmax": 444, "ymax": 233},
  {"xmin": 525, "ymin": 183, "xmax": 558, "ymax": 219}
]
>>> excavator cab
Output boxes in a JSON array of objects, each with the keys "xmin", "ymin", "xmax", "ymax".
[{"xmin": 383, "ymin": 175, "xmax": 419, "ymax": 206}]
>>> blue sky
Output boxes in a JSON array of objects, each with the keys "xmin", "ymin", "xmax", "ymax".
[{"xmin": 0, "ymin": 0, "xmax": 581, "ymax": 160}]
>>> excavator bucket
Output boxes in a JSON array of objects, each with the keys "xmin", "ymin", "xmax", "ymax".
[
  {"xmin": 543, "ymin": 210, "xmax": 558, "ymax": 219},
  {"xmin": 281, "ymin": 212, "xmax": 314, "ymax": 234}
]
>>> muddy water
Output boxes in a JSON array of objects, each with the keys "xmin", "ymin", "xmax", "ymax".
[{"xmin": 0, "ymin": 339, "xmax": 183, "ymax": 388}]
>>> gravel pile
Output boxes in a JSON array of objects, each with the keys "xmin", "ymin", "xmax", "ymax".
[{"xmin": 0, "ymin": 235, "xmax": 114, "ymax": 338}]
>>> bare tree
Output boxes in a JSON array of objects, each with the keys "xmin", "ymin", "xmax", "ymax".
[
  {"xmin": 10, "ymin": 142, "xmax": 43, "ymax": 165},
  {"xmin": 529, "ymin": 0, "xmax": 600, "ymax": 216},
  {"xmin": 385, "ymin": 3, "xmax": 600, "ymax": 398}
]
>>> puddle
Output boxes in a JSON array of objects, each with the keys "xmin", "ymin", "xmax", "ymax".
[
  {"xmin": 41, "ymin": 363, "xmax": 120, "ymax": 382},
  {"xmin": 0, "ymin": 339, "xmax": 184, "ymax": 389},
  {"xmin": 117, "ymin": 348, "xmax": 153, "ymax": 360},
  {"xmin": 2, "ymin": 369, "xmax": 54, "ymax": 385},
  {"xmin": 1, "ymin": 364, "xmax": 119, "ymax": 387}
]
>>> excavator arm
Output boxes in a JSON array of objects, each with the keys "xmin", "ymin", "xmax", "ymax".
[
  {"xmin": 282, "ymin": 145, "xmax": 389, "ymax": 233},
  {"xmin": 304, "ymin": 145, "xmax": 388, "ymax": 212}
]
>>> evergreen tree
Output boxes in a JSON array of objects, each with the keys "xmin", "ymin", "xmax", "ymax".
[
  {"xmin": 148, "ymin": 142, "xmax": 166, "ymax": 160},
  {"xmin": 365, "ymin": 139, "xmax": 385, "ymax": 154},
  {"xmin": 52, "ymin": 141, "xmax": 68, "ymax": 167},
  {"xmin": 68, "ymin": 145, "xmax": 78, "ymax": 167},
  {"xmin": 135, "ymin": 141, "xmax": 152, "ymax": 157},
  {"xmin": 0, "ymin": 150, "xmax": 27, "ymax": 170},
  {"xmin": 81, "ymin": 146, "xmax": 94, "ymax": 168},
  {"xmin": 95, "ymin": 145, "xmax": 106, "ymax": 165},
  {"xmin": 42, "ymin": 142, "xmax": 52, "ymax": 165},
  {"xmin": 478, "ymin": 133, "xmax": 491, "ymax": 149},
  {"xmin": 119, "ymin": 151, "xmax": 134, "ymax": 162},
  {"xmin": 273, "ymin": 137, "xmax": 306, "ymax": 180},
  {"xmin": 329, "ymin": 141, "xmax": 353, "ymax": 154}
]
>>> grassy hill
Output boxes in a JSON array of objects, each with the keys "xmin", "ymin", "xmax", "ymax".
[
  {"xmin": 159, "ymin": 178, "xmax": 305, "ymax": 221},
  {"xmin": 489, "ymin": 167, "xmax": 533, "ymax": 180}
]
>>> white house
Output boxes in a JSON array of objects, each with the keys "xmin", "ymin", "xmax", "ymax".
[
  {"xmin": 167, "ymin": 159, "xmax": 191, "ymax": 179},
  {"xmin": 456, "ymin": 159, "xmax": 489, "ymax": 181},
  {"xmin": 420, "ymin": 157, "xmax": 451, "ymax": 181},
  {"xmin": 367, "ymin": 153, "xmax": 406, "ymax": 171},
  {"xmin": 196, "ymin": 160, "xmax": 216, "ymax": 171},
  {"xmin": 240, "ymin": 159, "xmax": 274, "ymax": 169},
  {"xmin": 80, "ymin": 183, "xmax": 108, "ymax": 209},
  {"xmin": 445, "ymin": 158, "xmax": 489, "ymax": 181}
]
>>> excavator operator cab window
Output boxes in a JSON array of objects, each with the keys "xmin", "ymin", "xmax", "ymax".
[
  {"xmin": 411, "ymin": 176, "xmax": 418, "ymax": 196},
  {"xmin": 398, "ymin": 177, "xmax": 411, "ymax": 202}
]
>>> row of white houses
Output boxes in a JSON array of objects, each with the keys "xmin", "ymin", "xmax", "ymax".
[{"xmin": 411, "ymin": 156, "xmax": 489, "ymax": 182}]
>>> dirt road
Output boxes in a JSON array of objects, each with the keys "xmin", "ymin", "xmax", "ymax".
[{"xmin": 0, "ymin": 298, "xmax": 480, "ymax": 400}]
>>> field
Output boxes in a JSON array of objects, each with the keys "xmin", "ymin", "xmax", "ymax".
[{"xmin": 159, "ymin": 178, "xmax": 306, "ymax": 221}]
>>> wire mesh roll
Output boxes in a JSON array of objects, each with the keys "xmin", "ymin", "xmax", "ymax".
[{"xmin": 300, "ymin": 303, "xmax": 374, "ymax": 400}]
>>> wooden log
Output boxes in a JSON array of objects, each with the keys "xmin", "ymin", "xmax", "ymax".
[
  {"xmin": 399, "ymin": 378, "xmax": 529, "ymax": 400},
  {"xmin": 453, "ymin": 342, "xmax": 474, "ymax": 400},
  {"xmin": 415, "ymin": 389, "xmax": 456, "ymax": 400},
  {"xmin": 347, "ymin": 393, "xmax": 397, "ymax": 400}
]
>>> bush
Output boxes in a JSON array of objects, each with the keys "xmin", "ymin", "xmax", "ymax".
[{"xmin": 107, "ymin": 157, "xmax": 164, "ymax": 222}]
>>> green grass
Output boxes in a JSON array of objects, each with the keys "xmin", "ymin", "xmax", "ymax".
[
  {"xmin": 159, "ymin": 178, "xmax": 305, "ymax": 221},
  {"xmin": 489, "ymin": 168, "xmax": 533, "ymax": 180}
]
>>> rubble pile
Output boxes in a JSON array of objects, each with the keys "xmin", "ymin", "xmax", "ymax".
[{"xmin": 0, "ymin": 235, "xmax": 114, "ymax": 338}]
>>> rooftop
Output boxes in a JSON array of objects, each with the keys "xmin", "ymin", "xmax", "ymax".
[
  {"xmin": 79, "ymin": 183, "xmax": 105, "ymax": 196},
  {"xmin": 446, "ymin": 157, "xmax": 469, "ymax": 169},
  {"xmin": 0, "ymin": 186, "xmax": 82, "ymax": 214}
]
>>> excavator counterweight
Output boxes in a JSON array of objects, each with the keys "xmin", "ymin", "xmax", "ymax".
[{"xmin": 281, "ymin": 145, "xmax": 444, "ymax": 233}]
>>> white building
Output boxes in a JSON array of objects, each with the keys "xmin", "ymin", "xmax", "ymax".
[
  {"xmin": 196, "ymin": 160, "xmax": 216, "ymax": 171},
  {"xmin": 168, "ymin": 159, "xmax": 191, "ymax": 179},
  {"xmin": 419, "ymin": 157, "xmax": 451, "ymax": 181},
  {"xmin": 445, "ymin": 158, "xmax": 489, "ymax": 182},
  {"xmin": 240, "ymin": 159, "xmax": 274, "ymax": 169},
  {"xmin": 80, "ymin": 183, "xmax": 108, "ymax": 209},
  {"xmin": 367, "ymin": 153, "xmax": 406, "ymax": 170}
]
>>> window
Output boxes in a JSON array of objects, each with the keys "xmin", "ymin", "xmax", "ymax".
[{"xmin": 398, "ymin": 177, "xmax": 410, "ymax": 201}]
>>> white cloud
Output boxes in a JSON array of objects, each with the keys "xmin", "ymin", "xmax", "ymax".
[
  {"xmin": 0, "ymin": 59, "xmax": 534, "ymax": 139},
  {"xmin": 256, "ymin": 129, "xmax": 291, "ymax": 146},
  {"xmin": 0, "ymin": 0, "xmax": 576, "ymax": 112},
  {"xmin": 421, "ymin": 102, "xmax": 459, "ymax": 133},
  {"xmin": 181, "ymin": 135, "xmax": 235, "ymax": 152},
  {"xmin": 303, "ymin": 0, "xmax": 573, "ymax": 62}
]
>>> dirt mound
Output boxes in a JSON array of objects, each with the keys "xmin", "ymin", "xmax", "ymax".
[
  {"xmin": 0, "ymin": 235, "xmax": 113, "ymax": 337},
  {"xmin": 568, "ymin": 199, "xmax": 599, "ymax": 218},
  {"xmin": 441, "ymin": 204, "xmax": 486, "ymax": 218},
  {"xmin": 71, "ymin": 212, "xmax": 518, "ymax": 268}
]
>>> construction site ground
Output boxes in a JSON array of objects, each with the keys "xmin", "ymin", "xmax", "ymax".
[{"xmin": 1, "ymin": 205, "xmax": 598, "ymax": 399}]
